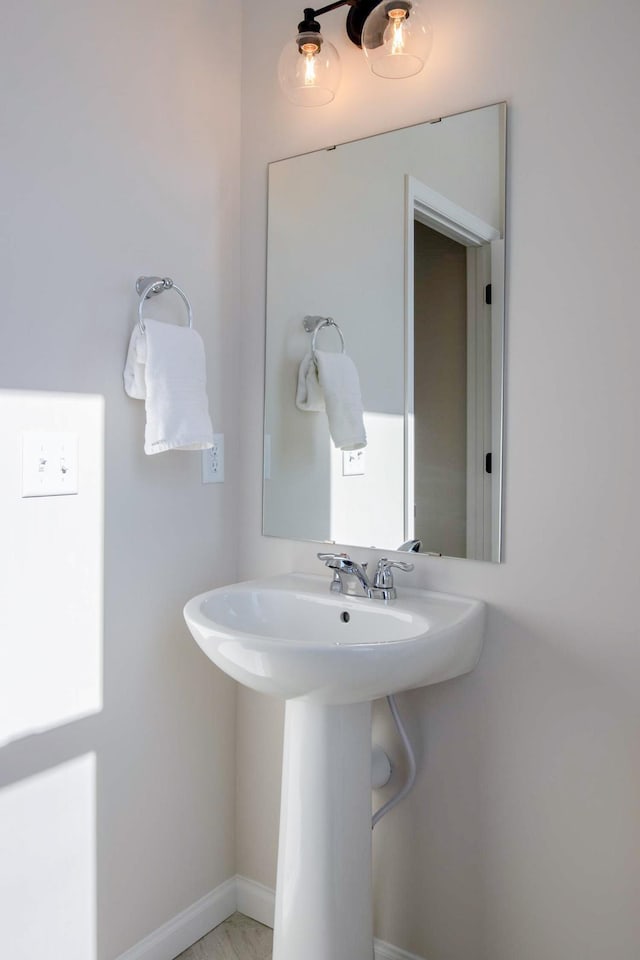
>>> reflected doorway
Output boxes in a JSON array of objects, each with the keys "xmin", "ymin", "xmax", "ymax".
[
  {"xmin": 413, "ymin": 222, "xmax": 469, "ymax": 557},
  {"xmin": 406, "ymin": 177, "xmax": 501, "ymax": 561}
]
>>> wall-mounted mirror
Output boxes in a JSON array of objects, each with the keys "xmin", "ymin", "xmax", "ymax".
[{"xmin": 263, "ymin": 102, "xmax": 506, "ymax": 561}]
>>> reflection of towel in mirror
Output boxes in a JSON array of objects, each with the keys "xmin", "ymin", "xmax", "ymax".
[
  {"xmin": 296, "ymin": 350, "xmax": 367, "ymax": 451},
  {"xmin": 124, "ymin": 318, "xmax": 214, "ymax": 455},
  {"xmin": 295, "ymin": 352, "xmax": 325, "ymax": 412}
]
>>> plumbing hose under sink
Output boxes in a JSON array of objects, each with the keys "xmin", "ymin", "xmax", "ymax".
[{"xmin": 372, "ymin": 694, "xmax": 417, "ymax": 829}]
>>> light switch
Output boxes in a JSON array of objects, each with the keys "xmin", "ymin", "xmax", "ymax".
[
  {"xmin": 342, "ymin": 449, "xmax": 366, "ymax": 476},
  {"xmin": 22, "ymin": 432, "xmax": 79, "ymax": 498}
]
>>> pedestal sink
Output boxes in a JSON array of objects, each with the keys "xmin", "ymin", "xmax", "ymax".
[{"xmin": 184, "ymin": 572, "xmax": 485, "ymax": 960}]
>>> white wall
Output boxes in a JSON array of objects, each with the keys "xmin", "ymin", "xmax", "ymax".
[
  {"xmin": 0, "ymin": 2, "xmax": 241, "ymax": 958},
  {"xmin": 239, "ymin": 2, "xmax": 640, "ymax": 959}
]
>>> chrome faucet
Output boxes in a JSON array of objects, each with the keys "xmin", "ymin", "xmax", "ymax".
[
  {"xmin": 317, "ymin": 552, "xmax": 372, "ymax": 597},
  {"xmin": 317, "ymin": 552, "xmax": 414, "ymax": 602}
]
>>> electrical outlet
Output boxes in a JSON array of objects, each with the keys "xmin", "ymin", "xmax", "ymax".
[
  {"xmin": 264, "ymin": 433, "xmax": 271, "ymax": 480},
  {"xmin": 202, "ymin": 434, "xmax": 224, "ymax": 483}
]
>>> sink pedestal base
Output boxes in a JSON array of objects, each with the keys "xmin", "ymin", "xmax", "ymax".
[{"xmin": 273, "ymin": 700, "xmax": 374, "ymax": 960}]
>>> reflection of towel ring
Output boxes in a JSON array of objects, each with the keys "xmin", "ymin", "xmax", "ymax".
[
  {"xmin": 303, "ymin": 315, "xmax": 346, "ymax": 354},
  {"xmin": 136, "ymin": 276, "xmax": 193, "ymax": 333}
]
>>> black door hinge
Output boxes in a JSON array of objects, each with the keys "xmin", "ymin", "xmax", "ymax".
[
  {"xmin": 485, "ymin": 452, "xmax": 492, "ymax": 474},
  {"xmin": 485, "ymin": 283, "xmax": 492, "ymax": 305}
]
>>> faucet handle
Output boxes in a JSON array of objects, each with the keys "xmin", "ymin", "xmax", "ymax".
[
  {"xmin": 373, "ymin": 557, "xmax": 414, "ymax": 589},
  {"xmin": 317, "ymin": 551, "xmax": 349, "ymax": 565}
]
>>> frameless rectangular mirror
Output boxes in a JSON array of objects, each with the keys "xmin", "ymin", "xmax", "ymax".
[{"xmin": 263, "ymin": 102, "xmax": 506, "ymax": 561}]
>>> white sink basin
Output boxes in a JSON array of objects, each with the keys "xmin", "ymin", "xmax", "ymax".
[{"xmin": 183, "ymin": 572, "xmax": 485, "ymax": 705}]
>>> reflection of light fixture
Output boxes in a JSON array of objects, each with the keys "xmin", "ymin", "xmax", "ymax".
[{"xmin": 279, "ymin": 0, "xmax": 432, "ymax": 105}]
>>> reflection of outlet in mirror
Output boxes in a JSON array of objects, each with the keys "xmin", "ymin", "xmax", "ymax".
[
  {"xmin": 22, "ymin": 432, "xmax": 79, "ymax": 497},
  {"xmin": 202, "ymin": 433, "xmax": 224, "ymax": 484},
  {"xmin": 264, "ymin": 434, "xmax": 271, "ymax": 480},
  {"xmin": 342, "ymin": 449, "xmax": 366, "ymax": 477}
]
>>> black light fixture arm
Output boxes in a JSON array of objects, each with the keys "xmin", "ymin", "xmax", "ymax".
[
  {"xmin": 310, "ymin": 1, "xmax": 353, "ymax": 17},
  {"xmin": 298, "ymin": 3, "xmax": 350, "ymax": 35},
  {"xmin": 298, "ymin": 0, "xmax": 383, "ymax": 47}
]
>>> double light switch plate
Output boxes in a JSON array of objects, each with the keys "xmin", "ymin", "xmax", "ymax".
[{"xmin": 22, "ymin": 432, "xmax": 79, "ymax": 497}]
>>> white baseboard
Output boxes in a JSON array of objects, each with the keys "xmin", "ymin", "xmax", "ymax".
[
  {"xmin": 373, "ymin": 937, "xmax": 427, "ymax": 960},
  {"xmin": 235, "ymin": 878, "xmax": 425, "ymax": 960},
  {"xmin": 116, "ymin": 878, "xmax": 236, "ymax": 960},
  {"xmin": 117, "ymin": 874, "xmax": 426, "ymax": 960},
  {"xmin": 235, "ymin": 874, "xmax": 276, "ymax": 928}
]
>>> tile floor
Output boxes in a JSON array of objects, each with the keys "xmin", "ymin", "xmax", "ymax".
[{"xmin": 176, "ymin": 913, "xmax": 273, "ymax": 960}]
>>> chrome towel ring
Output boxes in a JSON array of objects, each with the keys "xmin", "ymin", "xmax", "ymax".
[
  {"xmin": 136, "ymin": 276, "xmax": 193, "ymax": 333},
  {"xmin": 303, "ymin": 315, "xmax": 346, "ymax": 354}
]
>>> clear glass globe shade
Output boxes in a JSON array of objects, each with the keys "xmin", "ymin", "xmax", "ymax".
[
  {"xmin": 362, "ymin": 1, "xmax": 433, "ymax": 79},
  {"xmin": 278, "ymin": 33, "xmax": 341, "ymax": 107}
]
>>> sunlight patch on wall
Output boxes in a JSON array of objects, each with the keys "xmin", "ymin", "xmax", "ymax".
[
  {"xmin": 329, "ymin": 412, "xmax": 405, "ymax": 548},
  {"xmin": 0, "ymin": 391, "xmax": 104, "ymax": 746},
  {"xmin": 0, "ymin": 753, "xmax": 96, "ymax": 958}
]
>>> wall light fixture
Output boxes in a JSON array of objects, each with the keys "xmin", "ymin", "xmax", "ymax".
[{"xmin": 279, "ymin": 0, "xmax": 432, "ymax": 106}]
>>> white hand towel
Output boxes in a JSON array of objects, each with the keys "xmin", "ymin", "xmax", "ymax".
[
  {"xmin": 295, "ymin": 352, "xmax": 325, "ymax": 411},
  {"xmin": 307, "ymin": 349, "xmax": 367, "ymax": 451},
  {"xmin": 123, "ymin": 318, "xmax": 214, "ymax": 455}
]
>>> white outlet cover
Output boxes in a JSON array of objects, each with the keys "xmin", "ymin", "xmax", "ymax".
[
  {"xmin": 264, "ymin": 433, "xmax": 271, "ymax": 481},
  {"xmin": 22, "ymin": 432, "xmax": 79, "ymax": 497},
  {"xmin": 202, "ymin": 434, "xmax": 224, "ymax": 484}
]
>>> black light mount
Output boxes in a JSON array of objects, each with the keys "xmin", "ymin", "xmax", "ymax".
[
  {"xmin": 297, "ymin": 0, "xmax": 385, "ymax": 48},
  {"xmin": 297, "ymin": 7, "xmax": 322, "ymax": 33},
  {"xmin": 297, "ymin": 10, "xmax": 324, "ymax": 53}
]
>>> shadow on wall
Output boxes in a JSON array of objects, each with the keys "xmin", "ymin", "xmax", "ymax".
[{"xmin": 0, "ymin": 389, "xmax": 104, "ymax": 958}]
